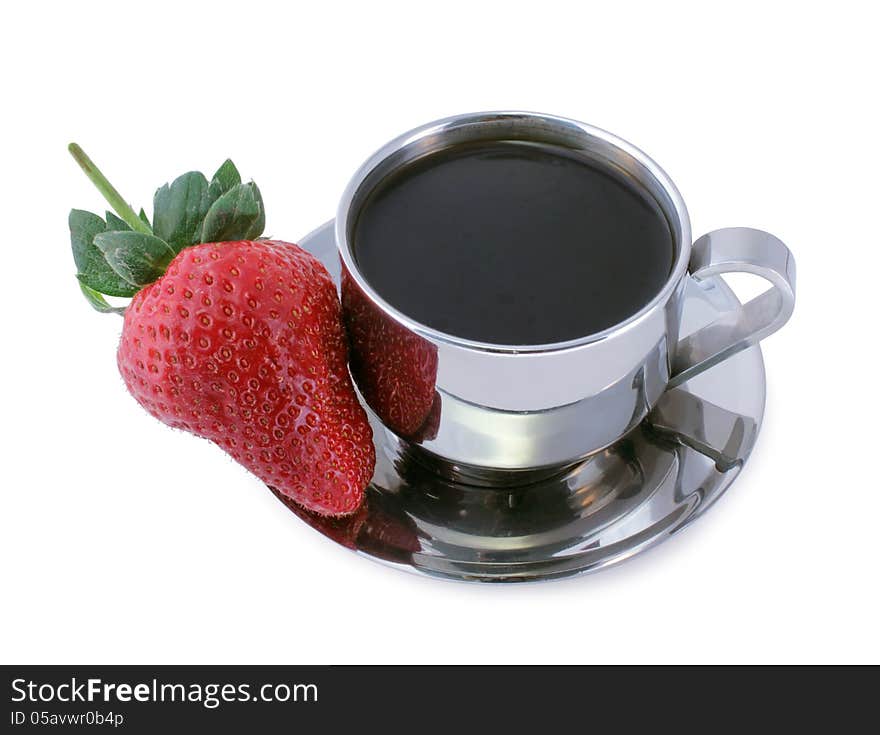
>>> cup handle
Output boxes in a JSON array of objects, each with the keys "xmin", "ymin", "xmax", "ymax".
[
  {"xmin": 647, "ymin": 388, "xmax": 758, "ymax": 472},
  {"xmin": 668, "ymin": 227, "xmax": 796, "ymax": 388}
]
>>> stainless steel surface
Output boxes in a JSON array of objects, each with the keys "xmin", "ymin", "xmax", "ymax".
[
  {"xmin": 275, "ymin": 221, "xmax": 767, "ymax": 583},
  {"xmin": 335, "ymin": 111, "xmax": 795, "ymax": 471}
]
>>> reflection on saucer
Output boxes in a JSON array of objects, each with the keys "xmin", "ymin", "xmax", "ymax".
[{"xmin": 271, "ymin": 486, "xmax": 421, "ymax": 564}]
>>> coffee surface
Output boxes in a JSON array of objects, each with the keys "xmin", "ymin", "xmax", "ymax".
[{"xmin": 352, "ymin": 141, "xmax": 674, "ymax": 345}]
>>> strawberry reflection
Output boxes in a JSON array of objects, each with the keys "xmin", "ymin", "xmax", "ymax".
[
  {"xmin": 341, "ymin": 269, "xmax": 439, "ymax": 440},
  {"xmin": 271, "ymin": 486, "xmax": 421, "ymax": 564},
  {"xmin": 409, "ymin": 390, "xmax": 441, "ymax": 442}
]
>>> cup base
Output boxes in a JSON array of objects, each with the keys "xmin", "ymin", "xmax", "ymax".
[{"xmin": 389, "ymin": 432, "xmax": 583, "ymax": 488}]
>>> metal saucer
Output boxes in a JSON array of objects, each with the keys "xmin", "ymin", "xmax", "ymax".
[{"xmin": 273, "ymin": 221, "xmax": 766, "ymax": 583}]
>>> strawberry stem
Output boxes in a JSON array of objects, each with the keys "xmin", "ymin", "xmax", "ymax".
[{"xmin": 68, "ymin": 143, "xmax": 152, "ymax": 235}]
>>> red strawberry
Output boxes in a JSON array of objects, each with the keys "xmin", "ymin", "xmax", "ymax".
[
  {"xmin": 341, "ymin": 269, "xmax": 439, "ymax": 438},
  {"xmin": 69, "ymin": 145, "xmax": 374, "ymax": 516},
  {"xmin": 119, "ymin": 240, "xmax": 375, "ymax": 515}
]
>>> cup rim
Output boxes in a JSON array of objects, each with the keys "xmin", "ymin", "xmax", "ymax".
[{"xmin": 335, "ymin": 111, "xmax": 692, "ymax": 354}]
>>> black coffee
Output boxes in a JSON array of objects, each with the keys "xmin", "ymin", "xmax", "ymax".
[{"xmin": 353, "ymin": 141, "xmax": 674, "ymax": 345}]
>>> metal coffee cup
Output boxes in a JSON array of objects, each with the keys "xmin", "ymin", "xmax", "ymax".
[{"xmin": 336, "ymin": 112, "xmax": 796, "ymax": 476}]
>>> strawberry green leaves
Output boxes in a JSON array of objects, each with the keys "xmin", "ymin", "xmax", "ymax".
[
  {"xmin": 78, "ymin": 282, "xmax": 128, "ymax": 315},
  {"xmin": 94, "ymin": 231, "xmax": 177, "ymax": 287},
  {"xmin": 199, "ymin": 181, "xmax": 265, "ymax": 243},
  {"xmin": 105, "ymin": 211, "xmax": 132, "ymax": 231},
  {"xmin": 152, "ymin": 172, "xmax": 211, "ymax": 252},
  {"xmin": 70, "ymin": 210, "xmax": 140, "ymax": 298},
  {"xmin": 201, "ymin": 159, "xmax": 264, "ymax": 243},
  {"xmin": 207, "ymin": 159, "xmax": 241, "ymax": 200},
  {"xmin": 69, "ymin": 209, "xmax": 172, "ymax": 303},
  {"xmin": 150, "ymin": 160, "xmax": 265, "ymax": 249},
  {"xmin": 68, "ymin": 146, "xmax": 266, "ymax": 315}
]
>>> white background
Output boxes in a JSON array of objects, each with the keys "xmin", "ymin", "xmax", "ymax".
[{"xmin": 2, "ymin": 1, "xmax": 878, "ymax": 664}]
